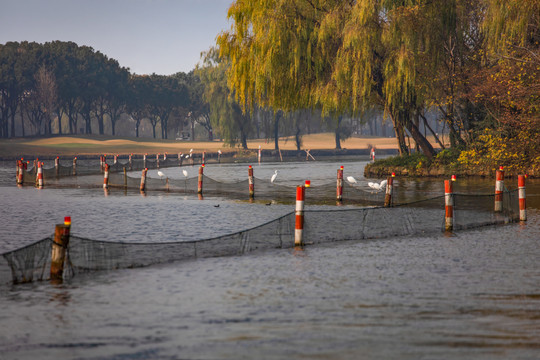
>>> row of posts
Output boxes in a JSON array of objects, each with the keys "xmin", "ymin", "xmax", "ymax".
[{"xmin": 444, "ymin": 167, "xmax": 528, "ymax": 231}]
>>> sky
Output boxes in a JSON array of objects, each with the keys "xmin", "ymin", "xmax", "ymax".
[{"xmin": 0, "ymin": 0, "xmax": 232, "ymax": 75}]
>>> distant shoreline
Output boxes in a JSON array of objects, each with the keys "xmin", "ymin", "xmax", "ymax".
[{"xmin": 0, "ymin": 133, "xmax": 423, "ymax": 161}]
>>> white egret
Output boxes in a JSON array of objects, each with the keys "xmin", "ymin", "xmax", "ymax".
[
  {"xmin": 189, "ymin": 149, "xmax": 193, "ymax": 153},
  {"xmin": 182, "ymin": 169, "xmax": 188, "ymax": 178},
  {"xmin": 157, "ymin": 170, "xmax": 165, "ymax": 179},
  {"xmin": 346, "ymin": 176, "xmax": 357, "ymax": 184},
  {"xmin": 368, "ymin": 179, "xmax": 387, "ymax": 191},
  {"xmin": 271, "ymin": 170, "xmax": 278, "ymax": 183},
  {"xmin": 218, "ymin": 150, "xmax": 222, "ymax": 155}
]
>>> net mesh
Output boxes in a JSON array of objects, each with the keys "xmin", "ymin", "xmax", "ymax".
[{"xmin": 0, "ymin": 188, "xmax": 520, "ymax": 286}]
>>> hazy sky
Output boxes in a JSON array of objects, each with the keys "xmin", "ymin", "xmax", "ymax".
[{"xmin": 0, "ymin": 0, "xmax": 232, "ymax": 75}]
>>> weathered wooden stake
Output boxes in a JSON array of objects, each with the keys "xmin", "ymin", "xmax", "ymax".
[
  {"xmin": 198, "ymin": 165, "xmax": 204, "ymax": 194},
  {"xmin": 518, "ymin": 175, "xmax": 527, "ymax": 222},
  {"xmin": 123, "ymin": 167, "xmax": 128, "ymax": 188},
  {"xmin": 445, "ymin": 179, "xmax": 454, "ymax": 232},
  {"xmin": 50, "ymin": 217, "xmax": 71, "ymax": 281},
  {"xmin": 495, "ymin": 166, "xmax": 504, "ymax": 212},
  {"xmin": 384, "ymin": 175, "xmax": 394, "ymax": 207},
  {"xmin": 140, "ymin": 168, "xmax": 148, "ymax": 192},
  {"xmin": 248, "ymin": 165, "xmax": 254, "ymax": 198},
  {"xmin": 295, "ymin": 185, "xmax": 305, "ymax": 246},
  {"xmin": 336, "ymin": 166, "xmax": 344, "ymax": 202}
]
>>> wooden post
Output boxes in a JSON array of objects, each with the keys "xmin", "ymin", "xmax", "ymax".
[
  {"xmin": 445, "ymin": 180, "xmax": 454, "ymax": 232},
  {"xmin": 72, "ymin": 157, "xmax": 77, "ymax": 176},
  {"xmin": 336, "ymin": 166, "xmax": 344, "ymax": 202},
  {"xmin": 295, "ymin": 185, "xmax": 305, "ymax": 246},
  {"xmin": 248, "ymin": 165, "xmax": 254, "ymax": 198},
  {"xmin": 140, "ymin": 168, "xmax": 148, "ymax": 192},
  {"xmin": 198, "ymin": 165, "xmax": 204, "ymax": 194},
  {"xmin": 103, "ymin": 164, "xmax": 110, "ymax": 189},
  {"xmin": 384, "ymin": 175, "xmax": 394, "ymax": 207},
  {"xmin": 518, "ymin": 175, "xmax": 527, "ymax": 222},
  {"xmin": 50, "ymin": 217, "xmax": 71, "ymax": 281},
  {"xmin": 495, "ymin": 166, "xmax": 504, "ymax": 212},
  {"xmin": 123, "ymin": 167, "xmax": 128, "ymax": 188}
]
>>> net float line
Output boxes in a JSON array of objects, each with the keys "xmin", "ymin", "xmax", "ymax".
[
  {"xmin": 140, "ymin": 168, "xmax": 148, "ymax": 192},
  {"xmin": 337, "ymin": 166, "xmax": 344, "ymax": 202},
  {"xmin": 518, "ymin": 175, "xmax": 527, "ymax": 221},
  {"xmin": 295, "ymin": 185, "xmax": 305, "ymax": 246},
  {"xmin": 495, "ymin": 166, "xmax": 504, "ymax": 212},
  {"xmin": 103, "ymin": 164, "xmax": 110, "ymax": 189},
  {"xmin": 445, "ymin": 179, "xmax": 454, "ymax": 232},
  {"xmin": 384, "ymin": 173, "xmax": 395, "ymax": 207},
  {"xmin": 248, "ymin": 165, "xmax": 254, "ymax": 198}
]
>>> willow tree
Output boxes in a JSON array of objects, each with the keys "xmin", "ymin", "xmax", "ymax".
[
  {"xmin": 196, "ymin": 48, "xmax": 252, "ymax": 149},
  {"xmin": 218, "ymin": 0, "xmax": 436, "ymax": 156}
]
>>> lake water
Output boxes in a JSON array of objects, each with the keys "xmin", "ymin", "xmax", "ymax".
[{"xmin": 0, "ymin": 159, "xmax": 539, "ymax": 359}]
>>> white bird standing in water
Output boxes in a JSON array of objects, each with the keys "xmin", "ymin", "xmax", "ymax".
[
  {"xmin": 368, "ymin": 179, "xmax": 387, "ymax": 191},
  {"xmin": 271, "ymin": 170, "xmax": 278, "ymax": 183},
  {"xmin": 157, "ymin": 170, "xmax": 165, "ymax": 179},
  {"xmin": 182, "ymin": 169, "xmax": 188, "ymax": 178},
  {"xmin": 346, "ymin": 176, "xmax": 357, "ymax": 184}
]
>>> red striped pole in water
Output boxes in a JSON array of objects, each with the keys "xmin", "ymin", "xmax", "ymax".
[
  {"xmin": 36, "ymin": 162, "xmax": 44, "ymax": 188},
  {"xmin": 140, "ymin": 168, "xmax": 148, "ymax": 192},
  {"xmin": 445, "ymin": 179, "xmax": 454, "ymax": 232},
  {"xmin": 248, "ymin": 165, "xmax": 254, "ymax": 198},
  {"xmin": 128, "ymin": 153, "xmax": 132, "ymax": 169},
  {"xmin": 55, "ymin": 156, "xmax": 59, "ymax": 168},
  {"xmin": 103, "ymin": 164, "xmax": 110, "ymax": 189},
  {"xmin": 50, "ymin": 216, "xmax": 71, "ymax": 282},
  {"xmin": 518, "ymin": 175, "xmax": 527, "ymax": 221},
  {"xmin": 156, "ymin": 153, "xmax": 160, "ymax": 168},
  {"xmin": 202, "ymin": 151, "xmax": 206, "ymax": 165},
  {"xmin": 336, "ymin": 166, "xmax": 344, "ymax": 202},
  {"xmin": 198, "ymin": 164, "xmax": 204, "ymax": 194},
  {"xmin": 295, "ymin": 185, "xmax": 305, "ymax": 246},
  {"xmin": 384, "ymin": 174, "xmax": 394, "ymax": 207},
  {"xmin": 258, "ymin": 147, "xmax": 261, "ymax": 165},
  {"xmin": 495, "ymin": 166, "xmax": 504, "ymax": 212},
  {"xmin": 114, "ymin": 154, "xmax": 118, "ymax": 164},
  {"xmin": 164, "ymin": 152, "xmax": 167, "ymax": 161},
  {"xmin": 16, "ymin": 160, "xmax": 22, "ymax": 185}
]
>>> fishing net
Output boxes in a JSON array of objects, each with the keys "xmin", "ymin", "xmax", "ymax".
[{"xmin": 0, "ymin": 188, "xmax": 520, "ymax": 286}]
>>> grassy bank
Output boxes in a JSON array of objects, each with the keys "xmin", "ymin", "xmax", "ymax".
[{"xmin": 0, "ymin": 133, "xmax": 432, "ymax": 160}]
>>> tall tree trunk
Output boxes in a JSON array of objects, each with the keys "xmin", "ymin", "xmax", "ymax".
[{"xmin": 389, "ymin": 110, "xmax": 409, "ymax": 155}]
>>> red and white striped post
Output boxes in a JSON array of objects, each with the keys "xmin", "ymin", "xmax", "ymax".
[
  {"xmin": 295, "ymin": 185, "xmax": 305, "ymax": 246},
  {"xmin": 128, "ymin": 153, "xmax": 132, "ymax": 169},
  {"xmin": 218, "ymin": 150, "xmax": 222, "ymax": 163},
  {"xmin": 164, "ymin": 152, "xmax": 167, "ymax": 161},
  {"xmin": 143, "ymin": 153, "xmax": 147, "ymax": 168},
  {"xmin": 55, "ymin": 156, "xmax": 59, "ymax": 168},
  {"xmin": 384, "ymin": 173, "xmax": 395, "ymax": 207},
  {"xmin": 140, "ymin": 168, "xmax": 148, "ymax": 192},
  {"xmin": 17, "ymin": 160, "xmax": 24, "ymax": 185},
  {"xmin": 114, "ymin": 154, "xmax": 118, "ymax": 164},
  {"xmin": 518, "ymin": 175, "xmax": 527, "ymax": 222},
  {"xmin": 198, "ymin": 164, "xmax": 204, "ymax": 194},
  {"xmin": 371, "ymin": 148, "xmax": 375, "ymax": 162},
  {"xmin": 202, "ymin": 151, "xmax": 206, "ymax": 165},
  {"xmin": 444, "ymin": 179, "xmax": 454, "ymax": 232},
  {"xmin": 36, "ymin": 162, "xmax": 44, "ymax": 188},
  {"xmin": 248, "ymin": 165, "xmax": 254, "ymax": 198},
  {"xmin": 495, "ymin": 166, "xmax": 504, "ymax": 212},
  {"xmin": 336, "ymin": 166, "xmax": 344, "ymax": 202},
  {"xmin": 103, "ymin": 164, "xmax": 110, "ymax": 189},
  {"xmin": 156, "ymin": 153, "xmax": 160, "ymax": 168},
  {"xmin": 258, "ymin": 147, "xmax": 262, "ymax": 165}
]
